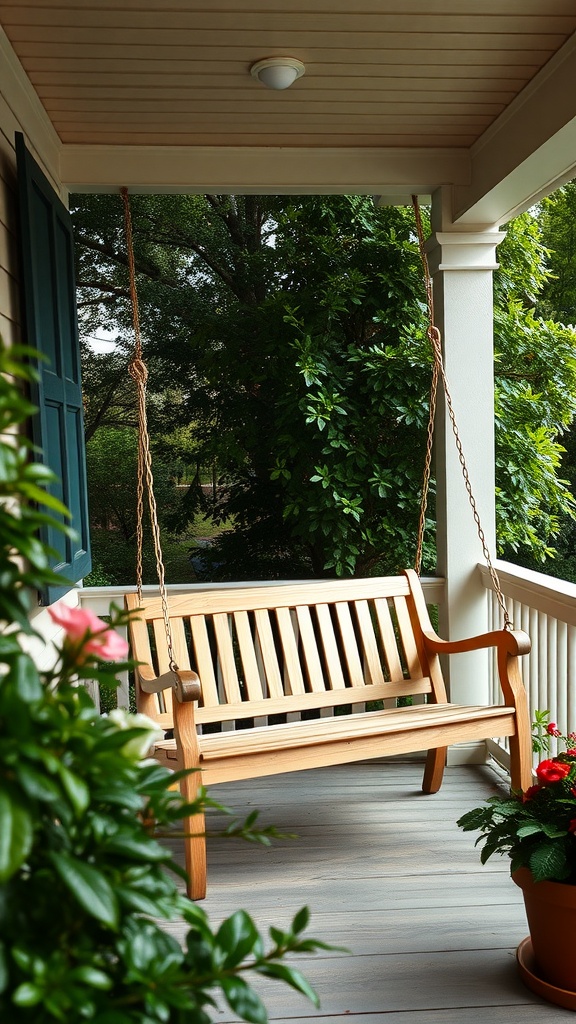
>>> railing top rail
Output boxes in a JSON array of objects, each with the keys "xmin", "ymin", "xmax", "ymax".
[{"xmin": 480, "ymin": 560, "xmax": 576, "ymax": 629}]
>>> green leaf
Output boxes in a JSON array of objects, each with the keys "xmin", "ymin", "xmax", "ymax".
[
  {"xmin": 6, "ymin": 653, "xmax": 41, "ymax": 702},
  {"xmin": 49, "ymin": 852, "xmax": 119, "ymax": 928},
  {"xmin": 217, "ymin": 911, "xmax": 260, "ymax": 968},
  {"xmin": 291, "ymin": 906, "xmax": 310, "ymax": 935},
  {"xmin": 72, "ymin": 966, "xmax": 113, "ymax": 990},
  {"xmin": 103, "ymin": 833, "xmax": 170, "ymax": 863},
  {"xmin": 16, "ymin": 763, "xmax": 61, "ymax": 803},
  {"xmin": 220, "ymin": 977, "xmax": 268, "ymax": 1024},
  {"xmin": 115, "ymin": 885, "xmax": 170, "ymax": 918},
  {"xmin": 55, "ymin": 763, "xmax": 90, "ymax": 816},
  {"xmin": 529, "ymin": 842, "xmax": 570, "ymax": 882},
  {"xmin": 0, "ymin": 787, "xmax": 34, "ymax": 881},
  {"xmin": 0, "ymin": 942, "xmax": 7, "ymax": 994},
  {"xmin": 516, "ymin": 824, "xmax": 543, "ymax": 838},
  {"xmin": 12, "ymin": 983, "xmax": 43, "ymax": 1007},
  {"xmin": 0, "ymin": 635, "xmax": 23, "ymax": 657},
  {"xmin": 257, "ymin": 963, "xmax": 320, "ymax": 1007}
]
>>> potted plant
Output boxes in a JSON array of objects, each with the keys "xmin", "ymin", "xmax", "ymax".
[
  {"xmin": 0, "ymin": 340, "xmax": 334, "ymax": 1023},
  {"xmin": 458, "ymin": 711, "xmax": 576, "ymax": 997}
]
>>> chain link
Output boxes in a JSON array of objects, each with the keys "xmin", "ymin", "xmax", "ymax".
[{"xmin": 411, "ymin": 195, "xmax": 512, "ymax": 631}]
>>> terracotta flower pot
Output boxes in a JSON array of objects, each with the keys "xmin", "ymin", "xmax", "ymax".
[{"xmin": 513, "ymin": 867, "xmax": 576, "ymax": 991}]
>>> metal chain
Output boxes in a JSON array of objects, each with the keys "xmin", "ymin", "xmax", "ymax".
[
  {"xmin": 121, "ymin": 187, "xmax": 179, "ymax": 671},
  {"xmin": 412, "ymin": 197, "xmax": 439, "ymax": 578},
  {"xmin": 411, "ymin": 195, "xmax": 512, "ymax": 630}
]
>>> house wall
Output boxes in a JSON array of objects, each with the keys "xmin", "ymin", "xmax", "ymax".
[{"xmin": 1, "ymin": 28, "xmax": 80, "ymax": 661}]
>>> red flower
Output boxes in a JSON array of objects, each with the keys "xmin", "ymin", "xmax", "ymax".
[
  {"xmin": 569, "ymin": 819, "xmax": 576, "ymax": 834},
  {"xmin": 536, "ymin": 759, "xmax": 572, "ymax": 784},
  {"xmin": 522, "ymin": 784, "xmax": 542, "ymax": 802},
  {"xmin": 547, "ymin": 722, "xmax": 558, "ymax": 735},
  {"xmin": 567, "ymin": 749, "xmax": 576, "ymax": 758}
]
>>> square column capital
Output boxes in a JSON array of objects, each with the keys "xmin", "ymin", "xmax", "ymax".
[{"xmin": 425, "ymin": 230, "xmax": 507, "ymax": 274}]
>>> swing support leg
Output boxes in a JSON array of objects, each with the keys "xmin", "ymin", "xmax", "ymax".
[
  {"xmin": 180, "ymin": 775, "xmax": 207, "ymax": 901},
  {"xmin": 422, "ymin": 746, "xmax": 447, "ymax": 793},
  {"xmin": 173, "ymin": 697, "xmax": 207, "ymax": 900}
]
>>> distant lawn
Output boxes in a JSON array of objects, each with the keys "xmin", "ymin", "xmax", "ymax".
[{"xmin": 84, "ymin": 513, "xmax": 233, "ymax": 588}]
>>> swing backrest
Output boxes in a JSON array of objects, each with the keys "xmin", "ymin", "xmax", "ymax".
[{"xmin": 125, "ymin": 573, "xmax": 445, "ymax": 731}]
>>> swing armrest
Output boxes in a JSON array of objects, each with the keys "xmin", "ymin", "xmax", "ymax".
[
  {"xmin": 421, "ymin": 628, "xmax": 531, "ymax": 658},
  {"xmin": 420, "ymin": 626, "xmax": 531, "ymax": 715},
  {"xmin": 138, "ymin": 666, "xmax": 202, "ymax": 702}
]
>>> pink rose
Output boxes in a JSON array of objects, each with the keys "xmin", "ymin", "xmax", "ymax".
[
  {"xmin": 536, "ymin": 759, "xmax": 572, "ymax": 784},
  {"xmin": 48, "ymin": 604, "xmax": 129, "ymax": 662}
]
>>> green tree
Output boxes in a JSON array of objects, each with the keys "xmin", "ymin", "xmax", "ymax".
[
  {"xmin": 85, "ymin": 427, "xmax": 196, "ymax": 587},
  {"xmin": 72, "ymin": 194, "xmax": 576, "ymax": 581},
  {"xmin": 494, "ymin": 213, "xmax": 576, "ymax": 564},
  {"xmin": 505, "ymin": 184, "xmax": 576, "ymax": 581},
  {"xmin": 537, "ymin": 181, "xmax": 576, "ymax": 325}
]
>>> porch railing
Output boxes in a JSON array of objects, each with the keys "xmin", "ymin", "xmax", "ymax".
[{"xmin": 481, "ymin": 559, "xmax": 576, "ymax": 766}]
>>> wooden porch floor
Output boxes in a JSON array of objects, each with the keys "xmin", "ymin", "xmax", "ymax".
[{"xmin": 163, "ymin": 760, "xmax": 575, "ymax": 1023}]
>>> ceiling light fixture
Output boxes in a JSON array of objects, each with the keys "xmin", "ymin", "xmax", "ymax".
[{"xmin": 250, "ymin": 57, "xmax": 305, "ymax": 91}]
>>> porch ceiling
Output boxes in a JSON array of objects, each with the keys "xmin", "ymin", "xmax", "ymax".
[{"xmin": 3, "ymin": 1, "xmax": 576, "ymax": 224}]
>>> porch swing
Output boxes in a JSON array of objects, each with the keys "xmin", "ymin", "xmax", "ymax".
[{"xmin": 121, "ymin": 189, "xmax": 532, "ymax": 900}]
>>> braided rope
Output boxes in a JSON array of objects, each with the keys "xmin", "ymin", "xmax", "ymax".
[
  {"xmin": 411, "ymin": 195, "xmax": 512, "ymax": 630},
  {"xmin": 121, "ymin": 187, "xmax": 178, "ymax": 671}
]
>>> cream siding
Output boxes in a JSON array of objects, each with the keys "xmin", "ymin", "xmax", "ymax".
[{"xmin": 0, "ymin": 48, "xmax": 80, "ymax": 645}]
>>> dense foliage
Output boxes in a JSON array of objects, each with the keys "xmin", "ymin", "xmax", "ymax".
[
  {"xmin": 0, "ymin": 341, "xmax": 333, "ymax": 1023},
  {"xmin": 72, "ymin": 194, "xmax": 576, "ymax": 581},
  {"xmin": 537, "ymin": 181, "xmax": 576, "ymax": 325},
  {"xmin": 493, "ymin": 214, "xmax": 576, "ymax": 562},
  {"xmin": 507, "ymin": 183, "xmax": 576, "ymax": 583}
]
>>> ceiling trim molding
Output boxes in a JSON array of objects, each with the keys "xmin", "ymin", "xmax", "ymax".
[
  {"xmin": 453, "ymin": 32, "xmax": 576, "ymax": 225},
  {"xmin": 0, "ymin": 27, "xmax": 61, "ymax": 190},
  {"xmin": 59, "ymin": 144, "xmax": 470, "ymax": 195}
]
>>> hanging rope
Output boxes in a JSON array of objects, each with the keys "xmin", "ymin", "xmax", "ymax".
[
  {"xmin": 121, "ymin": 187, "xmax": 178, "ymax": 671},
  {"xmin": 411, "ymin": 195, "xmax": 512, "ymax": 631}
]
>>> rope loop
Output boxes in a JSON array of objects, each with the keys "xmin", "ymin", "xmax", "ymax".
[{"xmin": 128, "ymin": 357, "xmax": 149, "ymax": 386}]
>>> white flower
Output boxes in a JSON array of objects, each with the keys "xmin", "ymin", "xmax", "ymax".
[{"xmin": 107, "ymin": 708, "xmax": 164, "ymax": 760}]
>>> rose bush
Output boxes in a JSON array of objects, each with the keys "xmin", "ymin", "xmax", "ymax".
[
  {"xmin": 0, "ymin": 339, "xmax": 335, "ymax": 1023},
  {"xmin": 458, "ymin": 711, "xmax": 576, "ymax": 884}
]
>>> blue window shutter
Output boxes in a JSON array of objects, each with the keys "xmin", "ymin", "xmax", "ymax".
[{"xmin": 16, "ymin": 133, "xmax": 91, "ymax": 603}]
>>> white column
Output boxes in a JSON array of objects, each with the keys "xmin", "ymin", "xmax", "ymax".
[{"xmin": 428, "ymin": 192, "xmax": 505, "ymax": 762}]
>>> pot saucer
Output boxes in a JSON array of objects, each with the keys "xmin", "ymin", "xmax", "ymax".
[{"xmin": 517, "ymin": 936, "xmax": 576, "ymax": 1011}]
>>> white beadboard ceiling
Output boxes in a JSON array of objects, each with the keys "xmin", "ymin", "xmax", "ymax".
[{"xmin": 1, "ymin": 0, "xmax": 576, "ymax": 149}]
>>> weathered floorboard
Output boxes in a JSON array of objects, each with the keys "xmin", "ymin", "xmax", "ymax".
[{"xmin": 162, "ymin": 760, "xmax": 575, "ymax": 1022}]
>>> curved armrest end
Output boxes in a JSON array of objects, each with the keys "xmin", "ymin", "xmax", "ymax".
[
  {"xmin": 422, "ymin": 626, "xmax": 531, "ymax": 658},
  {"xmin": 174, "ymin": 670, "xmax": 202, "ymax": 703}
]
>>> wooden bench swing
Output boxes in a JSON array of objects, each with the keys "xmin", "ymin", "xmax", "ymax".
[{"xmin": 120, "ymin": 190, "xmax": 532, "ymax": 900}]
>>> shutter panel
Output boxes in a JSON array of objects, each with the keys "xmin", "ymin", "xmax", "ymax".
[{"xmin": 16, "ymin": 134, "xmax": 91, "ymax": 603}]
